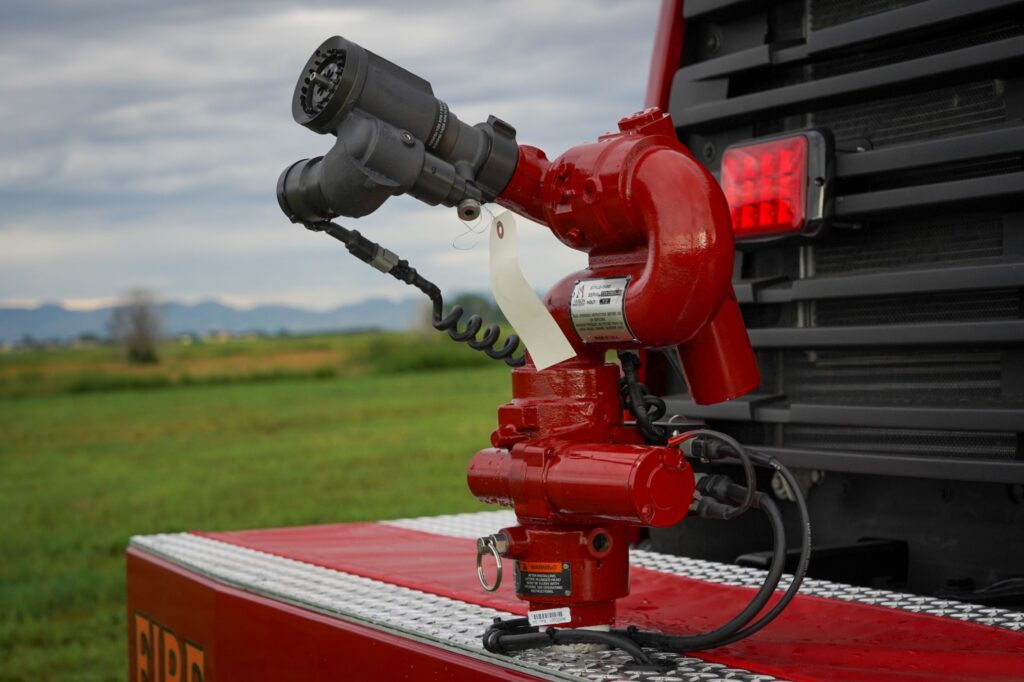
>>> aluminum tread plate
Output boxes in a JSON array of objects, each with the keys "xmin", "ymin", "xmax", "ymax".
[
  {"xmin": 131, "ymin": 511, "xmax": 1023, "ymax": 681},
  {"xmin": 131, "ymin": 520, "xmax": 778, "ymax": 681},
  {"xmin": 386, "ymin": 511, "xmax": 1024, "ymax": 631}
]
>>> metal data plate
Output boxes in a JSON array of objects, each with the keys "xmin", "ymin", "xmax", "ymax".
[
  {"xmin": 132, "ymin": 511, "xmax": 1023, "ymax": 682},
  {"xmin": 570, "ymin": 277, "xmax": 637, "ymax": 344}
]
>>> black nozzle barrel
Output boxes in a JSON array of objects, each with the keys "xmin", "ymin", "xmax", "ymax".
[
  {"xmin": 279, "ymin": 35, "xmax": 519, "ymax": 224},
  {"xmin": 294, "ymin": 37, "xmax": 444, "ymax": 144}
]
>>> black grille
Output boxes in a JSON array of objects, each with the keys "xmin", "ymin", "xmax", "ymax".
[
  {"xmin": 667, "ymin": 0, "xmax": 1024, "ymax": 476},
  {"xmin": 809, "ymin": 80, "xmax": 1008, "ymax": 148},
  {"xmin": 842, "ymin": 155, "xmax": 1022, "ymax": 193},
  {"xmin": 779, "ymin": 349, "xmax": 1004, "ymax": 405},
  {"xmin": 811, "ymin": 21, "xmax": 1024, "ymax": 79},
  {"xmin": 784, "ymin": 424, "xmax": 1017, "ymax": 459},
  {"xmin": 810, "ymin": 0, "xmax": 927, "ymax": 30},
  {"xmin": 813, "ymin": 212, "xmax": 1004, "ymax": 275},
  {"xmin": 814, "ymin": 289, "xmax": 1021, "ymax": 326}
]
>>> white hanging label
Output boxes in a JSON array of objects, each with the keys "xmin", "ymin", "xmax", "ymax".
[{"xmin": 489, "ymin": 212, "xmax": 576, "ymax": 370}]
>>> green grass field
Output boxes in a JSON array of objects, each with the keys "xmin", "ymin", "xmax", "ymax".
[{"xmin": 0, "ymin": 334, "xmax": 510, "ymax": 680}]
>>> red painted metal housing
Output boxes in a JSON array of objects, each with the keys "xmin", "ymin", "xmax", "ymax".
[
  {"xmin": 127, "ymin": 549, "xmax": 535, "ymax": 681},
  {"xmin": 469, "ymin": 106, "xmax": 760, "ymax": 626},
  {"xmin": 497, "ymin": 108, "xmax": 759, "ymax": 404}
]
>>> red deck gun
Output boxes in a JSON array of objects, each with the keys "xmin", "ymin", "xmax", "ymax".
[{"xmin": 278, "ymin": 35, "xmax": 806, "ymax": 666}]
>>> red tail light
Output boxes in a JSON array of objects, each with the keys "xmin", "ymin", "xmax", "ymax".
[{"xmin": 720, "ymin": 131, "xmax": 832, "ymax": 240}]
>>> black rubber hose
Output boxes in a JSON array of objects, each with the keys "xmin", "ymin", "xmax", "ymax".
[
  {"xmin": 306, "ymin": 219, "xmax": 525, "ymax": 367},
  {"xmin": 483, "ymin": 619, "xmax": 666, "ymax": 668},
  {"xmin": 706, "ymin": 449, "xmax": 811, "ymax": 645},
  {"xmin": 618, "ymin": 352, "xmax": 668, "ymax": 445},
  {"xmin": 496, "ymin": 630, "xmax": 657, "ymax": 663},
  {"xmin": 679, "ymin": 429, "xmax": 756, "ymax": 519},
  {"xmin": 626, "ymin": 493, "xmax": 787, "ymax": 651}
]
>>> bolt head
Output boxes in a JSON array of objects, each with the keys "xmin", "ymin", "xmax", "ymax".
[
  {"xmin": 457, "ymin": 199, "xmax": 481, "ymax": 221},
  {"xmin": 617, "ymin": 107, "xmax": 663, "ymax": 132}
]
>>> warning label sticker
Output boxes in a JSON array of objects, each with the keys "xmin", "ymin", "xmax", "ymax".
[
  {"xmin": 514, "ymin": 561, "xmax": 572, "ymax": 597},
  {"xmin": 570, "ymin": 277, "xmax": 635, "ymax": 344}
]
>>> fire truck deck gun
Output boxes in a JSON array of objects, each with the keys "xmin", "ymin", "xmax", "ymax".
[{"xmin": 278, "ymin": 36, "xmax": 810, "ymax": 668}]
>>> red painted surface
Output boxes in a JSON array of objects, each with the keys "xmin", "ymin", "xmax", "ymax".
[
  {"xmin": 470, "ymin": 442, "xmax": 692, "ymax": 526},
  {"xmin": 184, "ymin": 522, "xmax": 1024, "ymax": 682},
  {"xmin": 126, "ymin": 548, "xmax": 544, "ymax": 682},
  {"xmin": 483, "ymin": 105, "xmax": 761, "ymax": 625},
  {"xmin": 645, "ymin": 0, "xmax": 685, "ymax": 110},
  {"xmin": 498, "ymin": 109, "xmax": 757, "ymax": 382}
]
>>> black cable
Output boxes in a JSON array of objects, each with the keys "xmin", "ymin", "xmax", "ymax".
[
  {"xmin": 618, "ymin": 351, "xmax": 668, "ymax": 445},
  {"xmin": 305, "ymin": 220, "xmax": 525, "ymax": 367},
  {"xmin": 481, "ymin": 487, "xmax": 796, "ymax": 660},
  {"xmin": 624, "ymin": 493, "xmax": 787, "ymax": 652},
  {"xmin": 476, "ymin": 436, "xmax": 809, "ymax": 661},
  {"xmin": 591, "ymin": 430, "xmax": 804, "ymax": 655},
  {"xmin": 636, "ymin": 445, "xmax": 811, "ymax": 651},
  {"xmin": 482, "ymin": 618, "xmax": 673, "ymax": 672},
  {"xmin": 679, "ymin": 429, "xmax": 756, "ymax": 519},
  {"xmin": 706, "ymin": 449, "xmax": 811, "ymax": 646}
]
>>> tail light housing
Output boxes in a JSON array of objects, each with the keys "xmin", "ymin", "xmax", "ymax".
[{"xmin": 720, "ymin": 130, "xmax": 833, "ymax": 242}]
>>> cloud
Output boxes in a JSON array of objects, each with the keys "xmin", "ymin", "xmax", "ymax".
[{"xmin": 0, "ymin": 0, "xmax": 659, "ymax": 308}]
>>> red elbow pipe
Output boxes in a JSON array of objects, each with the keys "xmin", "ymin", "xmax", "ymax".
[{"xmin": 497, "ymin": 108, "xmax": 759, "ymax": 403}]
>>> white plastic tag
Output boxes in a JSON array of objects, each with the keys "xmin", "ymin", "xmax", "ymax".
[
  {"xmin": 528, "ymin": 607, "xmax": 572, "ymax": 627},
  {"xmin": 489, "ymin": 212, "xmax": 576, "ymax": 370}
]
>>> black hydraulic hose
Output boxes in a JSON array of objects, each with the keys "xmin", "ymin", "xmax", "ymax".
[
  {"xmin": 305, "ymin": 219, "xmax": 525, "ymax": 367},
  {"xmin": 617, "ymin": 368, "xmax": 755, "ymax": 519},
  {"xmin": 618, "ymin": 351, "xmax": 668, "ymax": 445},
  {"xmin": 494, "ymin": 630, "xmax": 656, "ymax": 663},
  {"xmin": 680, "ymin": 428, "xmax": 756, "ymax": 519},
  {"xmin": 482, "ymin": 618, "xmax": 670, "ymax": 669},
  {"xmin": 706, "ymin": 449, "xmax": 811, "ymax": 645},
  {"xmin": 625, "ymin": 493, "xmax": 787, "ymax": 651},
  {"xmin": 484, "ymin": 491, "xmax": 794, "ymax": 658},
  {"xmin": 481, "ymin": 436, "xmax": 810, "ymax": 661}
]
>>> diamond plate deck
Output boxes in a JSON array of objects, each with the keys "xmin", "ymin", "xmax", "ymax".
[
  {"xmin": 131, "ymin": 510, "xmax": 1023, "ymax": 682},
  {"xmin": 132, "ymin": 530, "xmax": 779, "ymax": 682},
  {"xmin": 386, "ymin": 511, "xmax": 1024, "ymax": 632}
]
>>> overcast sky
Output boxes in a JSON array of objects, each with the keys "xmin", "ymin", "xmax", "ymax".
[{"xmin": 0, "ymin": 1, "xmax": 661, "ymax": 310}]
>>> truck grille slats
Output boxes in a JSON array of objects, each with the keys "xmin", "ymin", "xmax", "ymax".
[
  {"xmin": 813, "ymin": 213, "xmax": 1005, "ymax": 274},
  {"xmin": 813, "ymin": 289, "xmax": 1021, "ymax": 327},
  {"xmin": 671, "ymin": 37, "xmax": 1024, "ymax": 130},
  {"xmin": 810, "ymin": 81, "xmax": 1008, "ymax": 148},
  {"xmin": 669, "ymin": 0, "xmax": 1024, "ymax": 476},
  {"xmin": 810, "ymin": 0, "xmax": 927, "ymax": 29}
]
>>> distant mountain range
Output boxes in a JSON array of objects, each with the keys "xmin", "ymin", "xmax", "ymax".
[{"xmin": 0, "ymin": 298, "xmax": 424, "ymax": 343}]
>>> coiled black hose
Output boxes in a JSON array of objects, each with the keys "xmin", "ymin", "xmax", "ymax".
[
  {"xmin": 433, "ymin": 304, "xmax": 523, "ymax": 365},
  {"xmin": 305, "ymin": 220, "xmax": 525, "ymax": 367}
]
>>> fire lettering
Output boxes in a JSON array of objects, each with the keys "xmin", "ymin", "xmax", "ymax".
[{"xmin": 133, "ymin": 612, "xmax": 205, "ymax": 682}]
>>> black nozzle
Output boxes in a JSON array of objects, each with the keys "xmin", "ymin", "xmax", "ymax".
[{"xmin": 278, "ymin": 35, "xmax": 519, "ymax": 223}]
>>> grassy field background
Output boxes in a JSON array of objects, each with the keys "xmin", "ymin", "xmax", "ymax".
[{"xmin": 0, "ymin": 333, "xmax": 509, "ymax": 680}]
